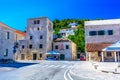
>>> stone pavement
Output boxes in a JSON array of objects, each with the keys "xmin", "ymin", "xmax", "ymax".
[{"xmin": 70, "ymin": 61, "xmax": 120, "ymax": 80}]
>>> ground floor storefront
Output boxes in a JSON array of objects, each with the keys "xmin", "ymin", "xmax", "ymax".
[
  {"xmin": 16, "ymin": 52, "xmax": 75, "ymax": 60},
  {"xmin": 86, "ymin": 51, "xmax": 120, "ymax": 62}
]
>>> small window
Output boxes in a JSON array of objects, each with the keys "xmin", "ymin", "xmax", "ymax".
[
  {"xmin": 108, "ymin": 30, "xmax": 113, "ymax": 35},
  {"xmin": 37, "ymin": 27, "xmax": 39, "ymax": 31},
  {"xmin": 29, "ymin": 44, "xmax": 32, "ymax": 49},
  {"xmin": 98, "ymin": 51, "xmax": 101, "ymax": 56},
  {"xmin": 39, "ymin": 44, "xmax": 43, "ymax": 48},
  {"xmin": 98, "ymin": 30, "xmax": 105, "ymax": 35},
  {"xmin": 22, "ymin": 45, "xmax": 25, "ymax": 49},
  {"xmin": 66, "ymin": 45, "xmax": 69, "ymax": 49},
  {"xmin": 37, "ymin": 20, "xmax": 40, "ymax": 24},
  {"xmin": 34, "ymin": 20, "xmax": 36, "ymax": 24},
  {"xmin": 40, "ymin": 35, "xmax": 43, "ymax": 39},
  {"xmin": 55, "ymin": 45, "xmax": 58, "ymax": 49},
  {"xmin": 40, "ymin": 54, "xmax": 42, "ymax": 58},
  {"xmin": 4, "ymin": 49, "xmax": 8, "ymax": 57},
  {"xmin": 6, "ymin": 32, "xmax": 10, "ymax": 39},
  {"xmin": 106, "ymin": 52, "xmax": 112, "ymax": 57},
  {"xmin": 30, "ymin": 36, "xmax": 32, "ymax": 40},
  {"xmin": 89, "ymin": 31, "xmax": 97, "ymax": 36}
]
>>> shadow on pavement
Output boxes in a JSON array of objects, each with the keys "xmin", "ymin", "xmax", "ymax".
[{"xmin": 0, "ymin": 61, "xmax": 37, "ymax": 68}]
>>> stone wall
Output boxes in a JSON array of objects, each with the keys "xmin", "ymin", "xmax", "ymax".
[
  {"xmin": 85, "ymin": 24, "xmax": 120, "ymax": 43},
  {"xmin": 0, "ymin": 23, "xmax": 16, "ymax": 60},
  {"xmin": 53, "ymin": 41, "xmax": 77, "ymax": 60}
]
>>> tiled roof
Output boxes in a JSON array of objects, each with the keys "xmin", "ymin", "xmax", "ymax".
[
  {"xmin": 86, "ymin": 43, "xmax": 113, "ymax": 52},
  {"xmin": 15, "ymin": 30, "xmax": 26, "ymax": 37},
  {"xmin": 0, "ymin": 22, "xmax": 15, "ymax": 31}
]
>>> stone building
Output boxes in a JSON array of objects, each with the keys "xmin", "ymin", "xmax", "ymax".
[
  {"xmin": 85, "ymin": 19, "xmax": 120, "ymax": 62},
  {"xmin": 15, "ymin": 30, "xmax": 26, "ymax": 42},
  {"xmin": 0, "ymin": 22, "xmax": 25, "ymax": 60},
  {"xmin": 53, "ymin": 38, "xmax": 77, "ymax": 60},
  {"xmin": 16, "ymin": 17, "xmax": 53, "ymax": 60}
]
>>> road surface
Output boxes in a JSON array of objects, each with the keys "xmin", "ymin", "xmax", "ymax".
[{"xmin": 0, "ymin": 61, "xmax": 83, "ymax": 80}]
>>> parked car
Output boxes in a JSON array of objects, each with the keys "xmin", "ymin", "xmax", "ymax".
[{"xmin": 80, "ymin": 56, "xmax": 86, "ymax": 61}]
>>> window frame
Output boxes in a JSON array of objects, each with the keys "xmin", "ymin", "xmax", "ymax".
[
  {"xmin": 39, "ymin": 44, "xmax": 43, "ymax": 49},
  {"xmin": 89, "ymin": 31, "xmax": 97, "ymax": 36},
  {"xmin": 30, "ymin": 36, "xmax": 32, "ymax": 40},
  {"xmin": 98, "ymin": 30, "xmax": 105, "ymax": 35},
  {"xmin": 40, "ymin": 54, "xmax": 42, "ymax": 58},
  {"xmin": 66, "ymin": 45, "xmax": 69, "ymax": 49},
  {"xmin": 108, "ymin": 30, "xmax": 113, "ymax": 35},
  {"xmin": 40, "ymin": 35, "xmax": 43, "ymax": 39},
  {"xmin": 29, "ymin": 44, "xmax": 32, "ymax": 49},
  {"xmin": 34, "ymin": 20, "xmax": 36, "ymax": 24},
  {"xmin": 6, "ymin": 32, "xmax": 10, "ymax": 39},
  {"xmin": 55, "ymin": 45, "xmax": 58, "ymax": 49}
]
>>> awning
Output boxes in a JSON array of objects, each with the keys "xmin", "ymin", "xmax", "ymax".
[
  {"xmin": 46, "ymin": 51, "xmax": 60, "ymax": 55},
  {"xmin": 86, "ymin": 43, "xmax": 112, "ymax": 52},
  {"xmin": 102, "ymin": 41, "xmax": 120, "ymax": 51}
]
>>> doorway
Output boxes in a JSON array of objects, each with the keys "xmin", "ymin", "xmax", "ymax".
[
  {"xmin": 33, "ymin": 54, "xmax": 37, "ymax": 60},
  {"xmin": 60, "ymin": 54, "xmax": 65, "ymax": 60}
]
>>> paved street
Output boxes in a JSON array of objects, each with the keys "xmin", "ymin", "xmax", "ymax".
[
  {"xmin": 0, "ymin": 61, "xmax": 80, "ymax": 80},
  {"xmin": 28, "ymin": 61, "xmax": 75, "ymax": 80}
]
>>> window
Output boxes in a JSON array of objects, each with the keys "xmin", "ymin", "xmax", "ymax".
[
  {"xmin": 98, "ymin": 51, "xmax": 101, "ymax": 56},
  {"xmin": 39, "ymin": 44, "xmax": 43, "ymax": 49},
  {"xmin": 37, "ymin": 27, "xmax": 39, "ymax": 31},
  {"xmin": 6, "ymin": 32, "xmax": 10, "ymax": 39},
  {"xmin": 21, "ymin": 45, "xmax": 24, "ymax": 49},
  {"xmin": 108, "ymin": 30, "xmax": 113, "ymax": 35},
  {"xmin": 29, "ymin": 44, "xmax": 32, "ymax": 49},
  {"xmin": 66, "ymin": 45, "xmax": 69, "ymax": 49},
  {"xmin": 98, "ymin": 30, "xmax": 105, "ymax": 35},
  {"xmin": 34, "ymin": 20, "xmax": 36, "ymax": 24},
  {"xmin": 34, "ymin": 20, "xmax": 40, "ymax": 24},
  {"xmin": 30, "ymin": 36, "xmax": 32, "ymax": 40},
  {"xmin": 106, "ymin": 52, "xmax": 112, "ymax": 57},
  {"xmin": 40, "ymin": 35, "xmax": 43, "ymax": 39},
  {"xmin": 37, "ymin": 20, "xmax": 40, "ymax": 24},
  {"xmin": 89, "ymin": 31, "xmax": 97, "ymax": 36},
  {"xmin": 55, "ymin": 45, "xmax": 58, "ymax": 49},
  {"xmin": 40, "ymin": 54, "xmax": 42, "ymax": 58},
  {"xmin": 4, "ymin": 49, "xmax": 8, "ymax": 57}
]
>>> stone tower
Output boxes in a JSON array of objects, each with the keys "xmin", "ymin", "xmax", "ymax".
[{"xmin": 26, "ymin": 17, "xmax": 53, "ymax": 60}]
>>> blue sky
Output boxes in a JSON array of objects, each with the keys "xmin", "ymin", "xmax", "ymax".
[{"xmin": 0, "ymin": 0, "xmax": 120, "ymax": 31}]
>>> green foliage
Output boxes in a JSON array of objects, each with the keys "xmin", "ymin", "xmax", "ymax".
[
  {"xmin": 68, "ymin": 25, "xmax": 85, "ymax": 52},
  {"xmin": 53, "ymin": 19, "xmax": 88, "ymax": 52}
]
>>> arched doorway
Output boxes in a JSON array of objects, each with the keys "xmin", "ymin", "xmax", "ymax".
[{"xmin": 60, "ymin": 54, "xmax": 65, "ymax": 60}]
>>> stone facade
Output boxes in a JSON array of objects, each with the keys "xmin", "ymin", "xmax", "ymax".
[
  {"xmin": 0, "ymin": 22, "xmax": 16, "ymax": 60},
  {"xmin": 53, "ymin": 38, "xmax": 77, "ymax": 60},
  {"xmin": 85, "ymin": 19, "xmax": 120, "ymax": 61},
  {"xmin": 15, "ymin": 30, "xmax": 26, "ymax": 42},
  {"xmin": 16, "ymin": 17, "xmax": 53, "ymax": 60}
]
